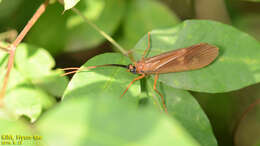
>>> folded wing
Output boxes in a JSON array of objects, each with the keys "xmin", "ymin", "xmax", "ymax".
[{"xmin": 145, "ymin": 43, "xmax": 219, "ymax": 74}]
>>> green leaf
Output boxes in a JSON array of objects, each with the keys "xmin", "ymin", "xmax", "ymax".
[
  {"xmin": 64, "ymin": 0, "xmax": 80, "ymax": 11},
  {"xmin": 146, "ymin": 80, "xmax": 217, "ymax": 146},
  {"xmin": 33, "ymin": 70, "xmax": 69, "ymax": 97},
  {"xmin": 4, "ymin": 87, "xmax": 56, "ymax": 122},
  {"xmin": 119, "ymin": 0, "xmax": 179, "ymax": 49},
  {"xmin": 0, "ymin": 43, "xmax": 68, "ymax": 122},
  {"xmin": 26, "ymin": 0, "xmax": 125, "ymax": 53},
  {"xmin": 0, "ymin": 67, "xmax": 28, "ymax": 91},
  {"xmin": 0, "ymin": 117, "xmax": 39, "ymax": 146},
  {"xmin": 62, "ymin": 53, "xmax": 217, "ymax": 145},
  {"xmin": 66, "ymin": 0, "xmax": 125, "ymax": 50},
  {"xmin": 193, "ymin": 92, "xmax": 235, "ymax": 146},
  {"xmin": 15, "ymin": 43, "xmax": 68, "ymax": 97},
  {"xmin": 63, "ymin": 53, "xmax": 139, "ymax": 102},
  {"xmin": 37, "ymin": 96, "xmax": 201, "ymax": 146},
  {"xmin": 134, "ymin": 20, "xmax": 260, "ymax": 93},
  {"xmin": 15, "ymin": 43, "xmax": 54, "ymax": 78}
]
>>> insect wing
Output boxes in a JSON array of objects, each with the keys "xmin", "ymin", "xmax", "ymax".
[{"xmin": 151, "ymin": 43, "xmax": 219, "ymax": 73}]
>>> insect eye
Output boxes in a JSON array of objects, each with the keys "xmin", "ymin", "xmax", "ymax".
[
  {"xmin": 127, "ymin": 64, "xmax": 137, "ymax": 74},
  {"xmin": 131, "ymin": 67, "xmax": 137, "ymax": 74}
]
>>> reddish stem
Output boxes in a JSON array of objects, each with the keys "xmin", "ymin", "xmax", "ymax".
[
  {"xmin": 0, "ymin": 0, "xmax": 49, "ymax": 106},
  {"xmin": 13, "ymin": 0, "xmax": 49, "ymax": 47},
  {"xmin": 233, "ymin": 98, "xmax": 260, "ymax": 145}
]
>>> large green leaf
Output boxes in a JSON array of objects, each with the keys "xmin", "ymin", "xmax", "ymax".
[
  {"xmin": 119, "ymin": 0, "xmax": 179, "ymax": 50},
  {"xmin": 37, "ymin": 96, "xmax": 201, "ymax": 146},
  {"xmin": 134, "ymin": 20, "xmax": 260, "ymax": 93},
  {"xmin": 146, "ymin": 80, "xmax": 217, "ymax": 146},
  {"xmin": 63, "ymin": 53, "xmax": 139, "ymax": 102},
  {"xmin": 193, "ymin": 92, "xmax": 235, "ymax": 146},
  {"xmin": 62, "ymin": 53, "xmax": 217, "ymax": 146},
  {"xmin": 26, "ymin": 0, "xmax": 125, "ymax": 53}
]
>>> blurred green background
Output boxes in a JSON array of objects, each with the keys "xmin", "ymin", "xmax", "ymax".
[{"xmin": 0, "ymin": 0, "xmax": 260, "ymax": 146}]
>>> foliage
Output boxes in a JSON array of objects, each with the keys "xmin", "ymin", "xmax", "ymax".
[
  {"xmin": 23, "ymin": 0, "xmax": 179, "ymax": 54},
  {"xmin": 62, "ymin": 52, "xmax": 217, "ymax": 145},
  {"xmin": 37, "ymin": 97, "xmax": 203, "ymax": 146},
  {"xmin": 119, "ymin": 0, "xmax": 179, "ymax": 49},
  {"xmin": 0, "ymin": 43, "xmax": 68, "ymax": 122},
  {"xmin": 0, "ymin": 0, "xmax": 260, "ymax": 146},
  {"xmin": 134, "ymin": 20, "xmax": 260, "ymax": 92}
]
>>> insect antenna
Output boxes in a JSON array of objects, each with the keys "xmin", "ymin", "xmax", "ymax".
[{"xmin": 60, "ymin": 64, "xmax": 129, "ymax": 76}]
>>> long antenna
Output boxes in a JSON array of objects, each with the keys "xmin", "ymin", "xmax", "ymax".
[{"xmin": 60, "ymin": 64, "xmax": 128, "ymax": 76}]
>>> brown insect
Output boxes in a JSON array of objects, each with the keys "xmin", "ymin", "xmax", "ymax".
[{"xmin": 62, "ymin": 32, "xmax": 219, "ymax": 113}]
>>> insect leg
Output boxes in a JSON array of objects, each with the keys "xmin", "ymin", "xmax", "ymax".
[
  {"xmin": 121, "ymin": 74, "xmax": 146, "ymax": 97},
  {"xmin": 127, "ymin": 50, "xmax": 136, "ymax": 63},
  {"xmin": 153, "ymin": 74, "xmax": 168, "ymax": 113},
  {"xmin": 141, "ymin": 32, "xmax": 151, "ymax": 60}
]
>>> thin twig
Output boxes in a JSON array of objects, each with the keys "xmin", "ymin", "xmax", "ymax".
[
  {"xmin": 71, "ymin": 8, "xmax": 128, "ymax": 55},
  {"xmin": 58, "ymin": 0, "xmax": 135, "ymax": 60},
  {"xmin": 0, "ymin": 0, "xmax": 49, "ymax": 106},
  {"xmin": 0, "ymin": 47, "xmax": 15, "ymax": 101},
  {"xmin": 13, "ymin": 0, "xmax": 49, "ymax": 48},
  {"xmin": 70, "ymin": 8, "xmax": 128, "ymax": 56}
]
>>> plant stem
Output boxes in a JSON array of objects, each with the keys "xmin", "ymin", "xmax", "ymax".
[
  {"xmin": 233, "ymin": 98, "xmax": 260, "ymax": 145},
  {"xmin": 13, "ymin": 1, "xmax": 49, "ymax": 48},
  {"xmin": 70, "ymin": 7, "xmax": 129, "ymax": 56},
  {"xmin": 0, "ymin": 0, "xmax": 49, "ymax": 106}
]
